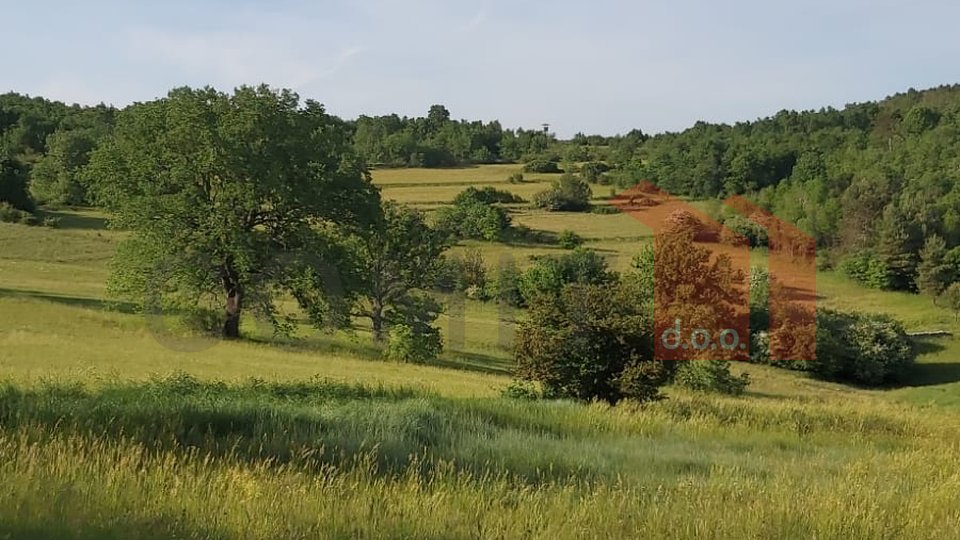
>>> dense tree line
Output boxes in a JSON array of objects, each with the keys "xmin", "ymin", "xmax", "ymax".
[
  {"xmin": 350, "ymin": 104, "xmax": 557, "ymax": 167},
  {"xmin": 609, "ymin": 85, "xmax": 960, "ymax": 296},
  {"xmin": 0, "ymin": 93, "xmax": 115, "ymax": 212}
]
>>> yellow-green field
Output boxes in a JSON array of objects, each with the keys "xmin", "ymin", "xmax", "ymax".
[{"xmin": 2, "ymin": 167, "xmax": 960, "ymax": 538}]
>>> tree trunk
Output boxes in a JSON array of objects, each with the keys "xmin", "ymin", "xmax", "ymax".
[
  {"xmin": 371, "ymin": 298, "xmax": 384, "ymax": 342},
  {"xmin": 221, "ymin": 262, "xmax": 242, "ymax": 339}
]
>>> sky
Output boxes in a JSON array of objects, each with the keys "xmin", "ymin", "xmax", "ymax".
[{"xmin": 3, "ymin": 0, "xmax": 960, "ymax": 137}]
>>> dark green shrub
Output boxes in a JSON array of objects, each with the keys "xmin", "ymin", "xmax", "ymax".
[
  {"xmin": 487, "ymin": 259, "xmax": 524, "ymax": 308},
  {"xmin": 0, "ymin": 202, "xmax": 40, "ymax": 226},
  {"xmin": 580, "ymin": 161, "xmax": 611, "ymax": 183},
  {"xmin": 813, "ymin": 310, "xmax": 914, "ymax": 386},
  {"xmin": 751, "ymin": 308, "xmax": 916, "ymax": 386},
  {"xmin": 383, "ymin": 323, "xmax": 442, "ymax": 363},
  {"xmin": 515, "ymin": 283, "xmax": 674, "ymax": 403},
  {"xmin": 721, "ymin": 214, "xmax": 768, "ymax": 248},
  {"xmin": 532, "ymin": 174, "xmax": 591, "ymax": 212},
  {"xmin": 501, "ymin": 380, "xmax": 542, "ymax": 400},
  {"xmin": 435, "ymin": 202, "xmax": 511, "ymax": 242},
  {"xmin": 518, "ymin": 248, "xmax": 613, "ymax": 303},
  {"xmin": 453, "ymin": 186, "xmax": 523, "ymax": 206},
  {"xmin": 674, "ymin": 360, "xmax": 750, "ymax": 395},
  {"xmin": 557, "ymin": 229, "xmax": 584, "ymax": 249},
  {"xmin": 839, "ymin": 252, "xmax": 892, "ymax": 289},
  {"xmin": 522, "ymin": 159, "xmax": 562, "ymax": 174},
  {"xmin": 0, "ymin": 157, "xmax": 35, "ymax": 212}
]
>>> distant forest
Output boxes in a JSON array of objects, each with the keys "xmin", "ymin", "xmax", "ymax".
[{"xmin": 4, "ymin": 84, "xmax": 960, "ymax": 295}]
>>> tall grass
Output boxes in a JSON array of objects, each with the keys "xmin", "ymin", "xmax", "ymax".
[{"xmin": 1, "ymin": 375, "xmax": 959, "ymax": 538}]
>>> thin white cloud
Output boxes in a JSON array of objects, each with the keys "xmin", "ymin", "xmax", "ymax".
[{"xmin": 127, "ymin": 27, "xmax": 364, "ymax": 91}]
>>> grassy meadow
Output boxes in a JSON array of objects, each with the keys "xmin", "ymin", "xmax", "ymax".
[{"xmin": 1, "ymin": 165, "xmax": 960, "ymax": 538}]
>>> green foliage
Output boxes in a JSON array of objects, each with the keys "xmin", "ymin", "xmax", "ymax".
[
  {"xmin": 83, "ymin": 85, "xmax": 380, "ymax": 339},
  {"xmin": 517, "ymin": 248, "xmax": 613, "ymax": 303},
  {"xmin": 674, "ymin": 360, "xmax": 750, "ymax": 395},
  {"xmin": 435, "ymin": 188, "xmax": 513, "ymax": 242},
  {"xmin": 514, "ymin": 283, "xmax": 673, "ymax": 403},
  {"xmin": 434, "ymin": 249, "xmax": 487, "ymax": 299},
  {"xmin": 753, "ymin": 308, "xmax": 916, "ymax": 386},
  {"xmin": 487, "ymin": 258, "xmax": 524, "ymax": 308},
  {"xmin": 0, "ymin": 156, "xmax": 33, "ymax": 212},
  {"xmin": 500, "ymin": 379, "xmax": 544, "ymax": 400},
  {"xmin": 940, "ymin": 283, "xmax": 960, "ymax": 320},
  {"xmin": 29, "ymin": 128, "xmax": 101, "ymax": 205},
  {"xmin": 557, "ymin": 229, "xmax": 584, "ymax": 249},
  {"xmin": 721, "ymin": 214, "xmax": 768, "ymax": 247},
  {"xmin": 532, "ymin": 173, "xmax": 591, "ymax": 212},
  {"xmin": 812, "ymin": 310, "xmax": 915, "ymax": 386},
  {"xmin": 590, "ymin": 204, "xmax": 621, "ymax": 215},
  {"xmin": 0, "ymin": 202, "xmax": 37, "ymax": 225},
  {"xmin": 452, "ymin": 186, "xmax": 523, "ymax": 205},
  {"xmin": 916, "ymin": 235, "xmax": 954, "ymax": 299},
  {"xmin": 522, "ymin": 158, "xmax": 562, "ymax": 174},
  {"xmin": 839, "ymin": 251, "xmax": 892, "ymax": 290},
  {"xmin": 579, "ymin": 161, "xmax": 611, "ymax": 183},
  {"xmin": 352, "ymin": 105, "xmax": 552, "ymax": 167},
  {"xmin": 507, "ymin": 172, "xmax": 526, "ymax": 184},
  {"xmin": 352, "ymin": 202, "xmax": 448, "ymax": 341},
  {"xmin": 383, "ymin": 323, "xmax": 442, "ymax": 363}
]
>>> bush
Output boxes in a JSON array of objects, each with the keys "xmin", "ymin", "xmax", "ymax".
[
  {"xmin": 507, "ymin": 173, "xmax": 526, "ymax": 184},
  {"xmin": 522, "ymin": 159, "xmax": 562, "ymax": 174},
  {"xmin": 501, "ymin": 380, "xmax": 542, "ymax": 400},
  {"xmin": 0, "ymin": 202, "xmax": 39, "ymax": 226},
  {"xmin": 557, "ymin": 229, "xmax": 584, "ymax": 249},
  {"xmin": 721, "ymin": 214, "xmax": 768, "ymax": 248},
  {"xmin": 839, "ymin": 251, "xmax": 892, "ymax": 290},
  {"xmin": 813, "ymin": 310, "xmax": 915, "ymax": 386},
  {"xmin": 383, "ymin": 323, "xmax": 442, "ymax": 363},
  {"xmin": 453, "ymin": 186, "xmax": 523, "ymax": 206},
  {"xmin": 674, "ymin": 360, "xmax": 750, "ymax": 395},
  {"xmin": 515, "ymin": 283, "xmax": 674, "ymax": 404},
  {"xmin": 663, "ymin": 209, "xmax": 710, "ymax": 240},
  {"xmin": 433, "ymin": 250, "xmax": 487, "ymax": 295},
  {"xmin": 579, "ymin": 161, "xmax": 611, "ymax": 183},
  {"xmin": 518, "ymin": 248, "xmax": 613, "ymax": 303},
  {"xmin": 532, "ymin": 174, "xmax": 591, "ymax": 212},
  {"xmin": 0, "ymin": 157, "xmax": 35, "ymax": 213},
  {"xmin": 435, "ymin": 202, "xmax": 511, "ymax": 242},
  {"xmin": 751, "ymin": 308, "xmax": 916, "ymax": 386},
  {"xmin": 487, "ymin": 259, "xmax": 524, "ymax": 308}
]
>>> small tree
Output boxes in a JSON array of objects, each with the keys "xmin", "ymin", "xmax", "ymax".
[
  {"xmin": 515, "ymin": 283, "xmax": 674, "ymax": 403},
  {"xmin": 353, "ymin": 202, "xmax": 447, "ymax": 342},
  {"xmin": 941, "ymin": 283, "xmax": 960, "ymax": 321},
  {"xmin": 916, "ymin": 235, "xmax": 954, "ymax": 301}
]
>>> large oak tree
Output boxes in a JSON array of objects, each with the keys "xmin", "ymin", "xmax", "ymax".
[{"xmin": 85, "ymin": 85, "xmax": 379, "ymax": 338}]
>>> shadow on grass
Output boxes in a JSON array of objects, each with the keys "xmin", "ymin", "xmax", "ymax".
[
  {"xmin": 430, "ymin": 350, "xmax": 513, "ymax": 375},
  {"xmin": 38, "ymin": 209, "xmax": 109, "ymax": 231},
  {"xmin": 0, "ymin": 287, "xmax": 138, "ymax": 314},
  {"xmin": 0, "ymin": 376, "xmax": 629, "ymax": 486},
  {"xmin": 901, "ymin": 336, "xmax": 960, "ymax": 386}
]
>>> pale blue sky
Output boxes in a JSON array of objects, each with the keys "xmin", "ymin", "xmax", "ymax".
[{"xmin": 3, "ymin": 0, "xmax": 959, "ymax": 136}]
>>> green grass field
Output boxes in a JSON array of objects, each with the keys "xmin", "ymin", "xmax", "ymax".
[{"xmin": 2, "ymin": 168, "xmax": 960, "ymax": 538}]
